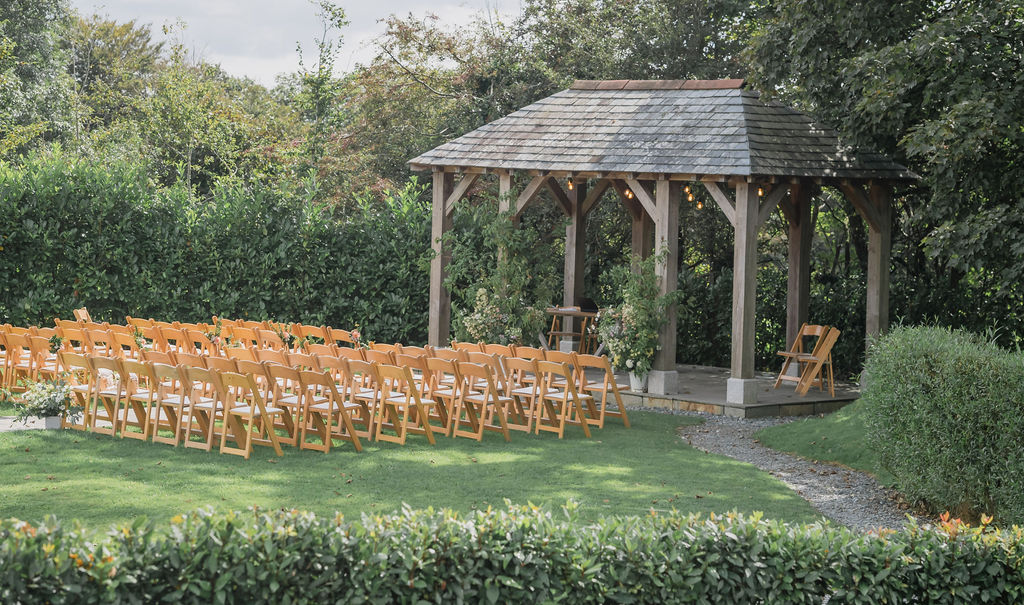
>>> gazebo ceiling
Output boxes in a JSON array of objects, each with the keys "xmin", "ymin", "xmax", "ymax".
[{"xmin": 409, "ymin": 79, "xmax": 915, "ymax": 182}]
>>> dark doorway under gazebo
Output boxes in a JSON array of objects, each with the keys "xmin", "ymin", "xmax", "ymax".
[{"xmin": 409, "ymin": 79, "xmax": 915, "ymax": 409}]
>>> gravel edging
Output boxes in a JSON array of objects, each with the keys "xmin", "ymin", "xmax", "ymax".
[{"xmin": 636, "ymin": 406, "xmax": 922, "ymax": 532}]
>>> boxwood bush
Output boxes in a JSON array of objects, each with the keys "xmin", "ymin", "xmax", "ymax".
[
  {"xmin": 862, "ymin": 325, "xmax": 1024, "ymax": 523},
  {"xmin": 2, "ymin": 504, "xmax": 1023, "ymax": 604}
]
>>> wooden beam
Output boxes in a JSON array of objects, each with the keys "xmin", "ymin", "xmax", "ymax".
[
  {"xmin": 563, "ymin": 180, "xmax": 587, "ymax": 341},
  {"xmin": 839, "ymin": 181, "xmax": 882, "ymax": 232},
  {"xmin": 610, "ymin": 180, "xmax": 640, "ymax": 218},
  {"xmin": 444, "ymin": 173, "xmax": 479, "ymax": 216},
  {"xmin": 650, "ymin": 179, "xmax": 680, "ymax": 394},
  {"xmin": 581, "ymin": 178, "xmax": 611, "ymax": 216},
  {"xmin": 514, "ymin": 176, "xmax": 546, "ymax": 217},
  {"xmin": 703, "ymin": 182, "xmax": 736, "ymax": 227},
  {"xmin": 429, "ymin": 171, "xmax": 455, "ymax": 347},
  {"xmin": 756, "ymin": 183, "xmax": 790, "ymax": 228},
  {"xmin": 545, "ymin": 177, "xmax": 573, "ymax": 216},
  {"xmin": 866, "ymin": 183, "xmax": 892, "ymax": 341},
  {"xmin": 785, "ymin": 183, "xmax": 815, "ymax": 349},
  {"xmin": 731, "ymin": 183, "xmax": 759, "ymax": 382},
  {"xmin": 624, "ymin": 177, "xmax": 657, "ymax": 220}
]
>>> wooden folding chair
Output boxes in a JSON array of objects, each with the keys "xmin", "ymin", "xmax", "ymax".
[
  {"xmin": 88, "ymin": 356, "xmax": 129, "ymax": 436},
  {"xmin": 795, "ymin": 327, "xmax": 841, "ymax": 396},
  {"xmin": 217, "ymin": 371, "xmax": 286, "ymax": 459},
  {"xmin": 364, "ymin": 348, "xmax": 394, "ymax": 365},
  {"xmin": 159, "ymin": 327, "xmax": 192, "ymax": 355},
  {"xmin": 59, "ymin": 327, "xmax": 90, "ymax": 355},
  {"xmin": 256, "ymin": 348, "xmax": 290, "ymax": 366},
  {"xmin": 59, "ymin": 352, "xmax": 93, "ymax": 431},
  {"xmin": 534, "ymin": 360, "xmax": 594, "ymax": 439},
  {"xmin": 119, "ymin": 359, "xmax": 158, "ymax": 440},
  {"xmin": 293, "ymin": 323, "xmax": 329, "ymax": 345},
  {"xmin": 84, "ymin": 329, "xmax": 116, "ymax": 358},
  {"xmin": 126, "ymin": 316, "xmax": 154, "ymax": 329},
  {"xmin": 73, "ymin": 307, "xmax": 92, "ymax": 322},
  {"xmin": 297, "ymin": 369, "xmax": 363, "ymax": 453},
  {"xmin": 575, "ymin": 354, "xmax": 631, "ymax": 428},
  {"xmin": 4, "ymin": 333, "xmax": 33, "ymax": 390},
  {"xmin": 140, "ymin": 349, "xmax": 176, "ymax": 365},
  {"xmin": 512, "ymin": 345, "xmax": 545, "ymax": 361},
  {"xmin": 264, "ymin": 363, "xmax": 302, "ymax": 447},
  {"xmin": 305, "ymin": 342, "xmax": 337, "ymax": 357},
  {"xmin": 452, "ymin": 340, "xmax": 483, "ymax": 353},
  {"xmin": 398, "ymin": 345, "xmax": 429, "ymax": 357},
  {"xmin": 374, "ymin": 363, "xmax": 441, "ymax": 445},
  {"xmin": 258, "ymin": 329, "xmax": 288, "ymax": 351},
  {"xmin": 344, "ymin": 359, "xmax": 381, "ymax": 436},
  {"xmin": 288, "ymin": 352, "xmax": 321, "ymax": 371},
  {"xmin": 774, "ymin": 323, "xmax": 837, "ymax": 396},
  {"xmin": 318, "ymin": 357, "xmax": 373, "ymax": 439},
  {"xmin": 186, "ymin": 330, "xmax": 219, "ymax": 357},
  {"xmin": 110, "ymin": 331, "xmax": 143, "ymax": 361},
  {"xmin": 231, "ymin": 327, "xmax": 261, "ymax": 349},
  {"xmin": 482, "ymin": 343, "xmax": 515, "ymax": 357},
  {"xmin": 327, "ymin": 327, "xmax": 356, "ymax": 347},
  {"xmin": 453, "ymin": 361, "xmax": 512, "ymax": 442},
  {"xmin": 423, "ymin": 357, "xmax": 461, "ymax": 436},
  {"xmin": 336, "ymin": 346, "xmax": 364, "ymax": 363},
  {"xmin": 150, "ymin": 362, "xmax": 189, "ymax": 446},
  {"xmin": 204, "ymin": 355, "xmax": 238, "ymax": 374},
  {"xmin": 503, "ymin": 356, "xmax": 541, "ymax": 433},
  {"xmin": 180, "ymin": 366, "xmax": 225, "ymax": 451},
  {"xmin": 225, "ymin": 347, "xmax": 257, "ymax": 362},
  {"xmin": 28, "ymin": 336, "xmax": 60, "ymax": 382}
]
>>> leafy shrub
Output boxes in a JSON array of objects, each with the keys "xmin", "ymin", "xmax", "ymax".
[
  {"xmin": 3, "ymin": 504, "xmax": 1024, "ymax": 604},
  {"xmin": 0, "ymin": 153, "xmax": 432, "ymax": 344},
  {"xmin": 862, "ymin": 325, "xmax": 1024, "ymax": 523}
]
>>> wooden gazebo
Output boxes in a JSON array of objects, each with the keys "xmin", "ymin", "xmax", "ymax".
[{"xmin": 409, "ymin": 79, "xmax": 914, "ymax": 404}]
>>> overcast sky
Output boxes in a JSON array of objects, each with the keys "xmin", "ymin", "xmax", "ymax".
[{"xmin": 68, "ymin": 0, "xmax": 519, "ymax": 87}]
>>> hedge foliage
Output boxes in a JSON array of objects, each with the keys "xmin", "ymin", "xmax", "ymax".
[
  {"xmin": 2, "ymin": 504, "xmax": 1023, "ymax": 604},
  {"xmin": 0, "ymin": 154, "xmax": 432, "ymax": 344},
  {"xmin": 862, "ymin": 326, "xmax": 1024, "ymax": 523}
]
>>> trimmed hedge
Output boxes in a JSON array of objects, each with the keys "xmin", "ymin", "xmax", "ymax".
[
  {"xmin": 862, "ymin": 325, "xmax": 1024, "ymax": 523},
  {"xmin": 2, "ymin": 504, "xmax": 1023, "ymax": 604},
  {"xmin": 0, "ymin": 154, "xmax": 432, "ymax": 344}
]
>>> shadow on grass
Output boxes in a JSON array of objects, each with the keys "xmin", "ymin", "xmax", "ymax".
[{"xmin": 0, "ymin": 412, "xmax": 822, "ymax": 529}]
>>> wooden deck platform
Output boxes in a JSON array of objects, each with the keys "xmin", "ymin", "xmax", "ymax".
[{"xmin": 615, "ymin": 364, "xmax": 859, "ymax": 418}]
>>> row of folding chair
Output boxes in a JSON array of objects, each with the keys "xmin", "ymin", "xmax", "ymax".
[{"xmin": 0, "ymin": 326, "xmax": 60, "ymax": 390}]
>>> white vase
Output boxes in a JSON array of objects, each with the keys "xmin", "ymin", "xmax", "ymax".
[
  {"xmin": 629, "ymin": 372, "xmax": 648, "ymax": 393},
  {"xmin": 43, "ymin": 416, "xmax": 62, "ymax": 429}
]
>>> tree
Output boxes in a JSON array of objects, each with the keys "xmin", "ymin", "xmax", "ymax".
[{"xmin": 0, "ymin": 0, "xmax": 74, "ymax": 159}]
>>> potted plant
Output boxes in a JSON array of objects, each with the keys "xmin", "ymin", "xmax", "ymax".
[
  {"xmin": 11, "ymin": 378, "xmax": 82, "ymax": 429},
  {"xmin": 596, "ymin": 252, "xmax": 679, "ymax": 392}
]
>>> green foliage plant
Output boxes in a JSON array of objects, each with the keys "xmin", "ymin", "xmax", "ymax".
[
  {"xmin": 597, "ymin": 251, "xmax": 679, "ymax": 377},
  {"xmin": 861, "ymin": 325, "xmax": 1024, "ymax": 523},
  {"xmin": 4, "ymin": 505, "xmax": 1024, "ymax": 603},
  {"xmin": 11, "ymin": 377, "xmax": 79, "ymax": 424},
  {"xmin": 446, "ymin": 197, "xmax": 557, "ymax": 346}
]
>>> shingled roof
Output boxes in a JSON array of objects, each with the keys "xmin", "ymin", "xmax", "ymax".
[{"xmin": 409, "ymin": 79, "xmax": 915, "ymax": 181}]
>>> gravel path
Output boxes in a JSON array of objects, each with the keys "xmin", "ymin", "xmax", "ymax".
[{"xmin": 658, "ymin": 409, "xmax": 922, "ymax": 532}]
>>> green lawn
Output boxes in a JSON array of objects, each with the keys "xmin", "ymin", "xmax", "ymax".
[
  {"xmin": 0, "ymin": 411, "xmax": 821, "ymax": 529},
  {"xmin": 755, "ymin": 401, "xmax": 894, "ymax": 485}
]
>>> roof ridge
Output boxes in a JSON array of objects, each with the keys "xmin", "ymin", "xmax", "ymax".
[{"xmin": 570, "ymin": 79, "xmax": 745, "ymax": 91}]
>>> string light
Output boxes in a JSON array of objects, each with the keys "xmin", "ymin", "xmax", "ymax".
[
  {"xmin": 625, "ymin": 189, "xmax": 634, "ymax": 199},
  {"xmin": 697, "ymin": 201, "xmax": 703, "ymax": 209},
  {"xmin": 757, "ymin": 187, "xmax": 764, "ymax": 197},
  {"xmin": 687, "ymin": 193, "xmax": 694, "ymax": 202},
  {"xmin": 684, "ymin": 185, "xmax": 691, "ymax": 194},
  {"xmin": 567, "ymin": 177, "xmax": 574, "ymax": 191}
]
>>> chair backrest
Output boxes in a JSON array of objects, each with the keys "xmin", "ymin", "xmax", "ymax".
[
  {"xmin": 346, "ymin": 359, "xmax": 379, "ymax": 391},
  {"xmin": 90, "ymin": 355, "xmax": 128, "ymax": 383},
  {"xmin": 452, "ymin": 340, "xmax": 483, "ymax": 353},
  {"xmin": 55, "ymin": 319, "xmax": 83, "ymax": 331},
  {"xmin": 328, "ymin": 327, "xmax": 355, "ymax": 346},
  {"xmin": 288, "ymin": 352, "xmax": 321, "ymax": 371},
  {"xmin": 457, "ymin": 361, "xmax": 501, "ymax": 402},
  {"xmin": 504, "ymin": 356, "xmax": 539, "ymax": 387},
  {"xmin": 121, "ymin": 358, "xmax": 156, "ymax": 395},
  {"xmin": 85, "ymin": 329, "xmax": 115, "ymax": 357},
  {"xmin": 213, "ymin": 370, "xmax": 261, "ymax": 409},
  {"xmin": 256, "ymin": 348, "xmax": 289, "ymax": 366},
  {"xmin": 809, "ymin": 327, "xmax": 840, "ymax": 358},
  {"xmin": 336, "ymin": 346, "xmax": 364, "ymax": 362},
  {"xmin": 258, "ymin": 329, "xmax": 287, "ymax": 350},
  {"xmin": 363, "ymin": 349, "xmax": 394, "ymax": 365},
  {"xmin": 186, "ymin": 330, "xmax": 218, "ymax": 356},
  {"xmin": 150, "ymin": 362, "xmax": 183, "ymax": 392},
  {"xmin": 59, "ymin": 350, "xmax": 91, "ymax": 377},
  {"xmin": 294, "ymin": 323, "xmax": 329, "ymax": 341},
  {"xmin": 32, "ymin": 326, "xmax": 58, "ymax": 339},
  {"xmin": 265, "ymin": 362, "xmax": 301, "ymax": 398},
  {"xmin": 315, "ymin": 355, "xmax": 348, "ymax": 385},
  {"xmin": 305, "ymin": 342, "xmax": 337, "ymax": 357},
  {"xmin": 231, "ymin": 327, "xmax": 261, "ymax": 349},
  {"xmin": 159, "ymin": 327, "xmax": 192, "ymax": 354},
  {"xmin": 106, "ymin": 324, "xmax": 132, "ymax": 336},
  {"xmin": 536, "ymin": 360, "xmax": 577, "ymax": 394},
  {"xmin": 233, "ymin": 359, "xmax": 267, "ymax": 382},
  {"xmin": 204, "ymin": 356, "xmax": 238, "ymax": 374},
  {"xmin": 59, "ymin": 327, "xmax": 89, "ymax": 353},
  {"xmin": 126, "ymin": 316, "xmax": 154, "ymax": 329},
  {"xmin": 225, "ymin": 347, "xmax": 257, "ymax": 362},
  {"xmin": 394, "ymin": 353, "xmax": 427, "ymax": 373},
  {"xmin": 513, "ymin": 345, "xmax": 545, "ymax": 360},
  {"xmin": 73, "ymin": 307, "xmax": 92, "ymax": 322},
  {"xmin": 791, "ymin": 323, "xmax": 829, "ymax": 353},
  {"xmin": 482, "ymin": 343, "xmax": 515, "ymax": 357},
  {"xmin": 424, "ymin": 357, "xmax": 460, "ymax": 391},
  {"xmin": 376, "ymin": 363, "xmax": 417, "ymax": 397},
  {"xmin": 398, "ymin": 345, "xmax": 429, "ymax": 357},
  {"xmin": 140, "ymin": 349, "xmax": 176, "ymax": 365},
  {"xmin": 370, "ymin": 342, "xmax": 400, "ymax": 353},
  {"xmin": 174, "ymin": 352, "xmax": 206, "ymax": 370},
  {"xmin": 431, "ymin": 348, "xmax": 467, "ymax": 363}
]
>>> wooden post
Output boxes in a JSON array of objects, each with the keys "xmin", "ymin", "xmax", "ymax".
[
  {"xmin": 785, "ymin": 183, "xmax": 814, "ymax": 349},
  {"xmin": 562, "ymin": 179, "xmax": 587, "ymax": 350},
  {"xmin": 428, "ymin": 170, "xmax": 455, "ymax": 347},
  {"xmin": 649, "ymin": 179, "xmax": 680, "ymax": 395},
  {"xmin": 866, "ymin": 182, "xmax": 892, "ymax": 341},
  {"xmin": 631, "ymin": 213, "xmax": 654, "ymax": 265},
  {"xmin": 727, "ymin": 182, "xmax": 759, "ymax": 404}
]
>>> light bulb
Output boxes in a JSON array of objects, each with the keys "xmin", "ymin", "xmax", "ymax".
[
  {"xmin": 687, "ymin": 193, "xmax": 694, "ymax": 202},
  {"xmin": 684, "ymin": 185, "xmax": 691, "ymax": 194},
  {"xmin": 697, "ymin": 201, "xmax": 703, "ymax": 209},
  {"xmin": 757, "ymin": 187, "xmax": 764, "ymax": 197},
  {"xmin": 567, "ymin": 177, "xmax": 574, "ymax": 191},
  {"xmin": 626, "ymin": 189, "xmax": 633, "ymax": 199}
]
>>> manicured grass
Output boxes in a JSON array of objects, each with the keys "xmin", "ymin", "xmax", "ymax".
[
  {"xmin": 0, "ymin": 412, "xmax": 822, "ymax": 528},
  {"xmin": 755, "ymin": 401, "xmax": 894, "ymax": 485}
]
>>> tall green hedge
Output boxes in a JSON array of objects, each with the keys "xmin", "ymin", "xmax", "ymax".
[
  {"xmin": 3, "ymin": 505, "xmax": 1023, "ymax": 604},
  {"xmin": 862, "ymin": 325, "xmax": 1024, "ymax": 523},
  {"xmin": 0, "ymin": 154, "xmax": 432, "ymax": 344}
]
